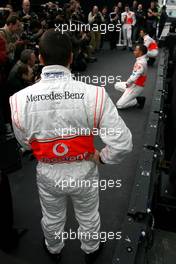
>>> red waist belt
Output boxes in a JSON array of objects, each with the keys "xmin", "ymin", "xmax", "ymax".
[
  {"xmin": 30, "ymin": 135, "xmax": 95, "ymax": 163},
  {"xmin": 127, "ymin": 17, "xmax": 133, "ymax": 24},
  {"xmin": 135, "ymin": 75, "xmax": 147, "ymax": 87},
  {"xmin": 148, "ymin": 42, "xmax": 158, "ymax": 51}
]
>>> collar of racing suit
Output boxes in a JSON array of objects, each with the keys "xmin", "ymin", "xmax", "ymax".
[
  {"xmin": 41, "ymin": 65, "xmax": 73, "ymax": 81},
  {"xmin": 136, "ymin": 54, "xmax": 147, "ymax": 62},
  {"xmin": 143, "ymin": 34, "xmax": 150, "ymax": 40}
]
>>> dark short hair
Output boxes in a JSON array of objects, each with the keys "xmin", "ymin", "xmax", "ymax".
[
  {"xmin": 17, "ymin": 63, "xmax": 29, "ymax": 77},
  {"xmin": 39, "ymin": 29, "xmax": 72, "ymax": 66},
  {"xmin": 135, "ymin": 44, "xmax": 148, "ymax": 55},
  {"xmin": 140, "ymin": 28, "xmax": 148, "ymax": 34},
  {"xmin": 6, "ymin": 15, "xmax": 20, "ymax": 25},
  {"xmin": 20, "ymin": 49, "xmax": 34, "ymax": 64}
]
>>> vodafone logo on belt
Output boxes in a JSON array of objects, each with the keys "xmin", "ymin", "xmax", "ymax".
[{"xmin": 53, "ymin": 143, "xmax": 69, "ymax": 157}]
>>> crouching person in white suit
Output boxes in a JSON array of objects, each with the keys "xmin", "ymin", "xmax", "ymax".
[
  {"xmin": 140, "ymin": 28, "xmax": 159, "ymax": 66},
  {"xmin": 115, "ymin": 44, "xmax": 148, "ymax": 109}
]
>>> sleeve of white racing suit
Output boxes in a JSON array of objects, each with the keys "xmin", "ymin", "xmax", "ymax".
[
  {"xmin": 98, "ymin": 89, "xmax": 133, "ymax": 164},
  {"xmin": 132, "ymin": 12, "xmax": 136, "ymax": 26},
  {"xmin": 121, "ymin": 12, "xmax": 125, "ymax": 24},
  {"xmin": 88, "ymin": 12, "xmax": 95, "ymax": 24},
  {"xmin": 9, "ymin": 94, "xmax": 31, "ymax": 150},
  {"xmin": 126, "ymin": 63, "xmax": 144, "ymax": 86},
  {"xmin": 144, "ymin": 37, "xmax": 151, "ymax": 48}
]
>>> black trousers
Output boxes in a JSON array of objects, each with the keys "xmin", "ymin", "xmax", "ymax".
[
  {"xmin": 109, "ymin": 30, "xmax": 119, "ymax": 50},
  {"xmin": 158, "ymin": 23, "xmax": 165, "ymax": 39}
]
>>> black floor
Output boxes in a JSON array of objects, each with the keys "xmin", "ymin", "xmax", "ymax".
[{"xmin": 3, "ymin": 46, "xmax": 161, "ymax": 264}]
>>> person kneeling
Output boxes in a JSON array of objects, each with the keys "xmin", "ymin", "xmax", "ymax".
[
  {"xmin": 140, "ymin": 29, "xmax": 159, "ymax": 66},
  {"xmin": 115, "ymin": 44, "xmax": 148, "ymax": 109}
]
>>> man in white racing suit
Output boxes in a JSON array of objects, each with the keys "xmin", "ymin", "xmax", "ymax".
[
  {"xmin": 121, "ymin": 5, "xmax": 136, "ymax": 51},
  {"xmin": 10, "ymin": 29, "xmax": 133, "ymax": 263},
  {"xmin": 115, "ymin": 44, "xmax": 148, "ymax": 109},
  {"xmin": 140, "ymin": 28, "xmax": 159, "ymax": 66}
]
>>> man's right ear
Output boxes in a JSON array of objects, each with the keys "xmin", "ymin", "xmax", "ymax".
[{"xmin": 39, "ymin": 54, "xmax": 45, "ymax": 65}]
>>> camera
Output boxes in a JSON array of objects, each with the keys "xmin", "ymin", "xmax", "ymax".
[
  {"xmin": 40, "ymin": 2, "xmax": 63, "ymax": 29},
  {"xmin": 94, "ymin": 12, "xmax": 102, "ymax": 25},
  {"xmin": 0, "ymin": 8, "xmax": 10, "ymax": 27}
]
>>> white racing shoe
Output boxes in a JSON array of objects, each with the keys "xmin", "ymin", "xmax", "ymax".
[
  {"xmin": 114, "ymin": 82, "xmax": 120, "ymax": 90},
  {"xmin": 114, "ymin": 82, "xmax": 126, "ymax": 92}
]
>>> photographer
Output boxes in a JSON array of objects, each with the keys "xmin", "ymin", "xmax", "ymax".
[
  {"xmin": 64, "ymin": 0, "xmax": 78, "ymax": 23},
  {"xmin": 6, "ymin": 49, "xmax": 35, "ymax": 109},
  {"xmin": 117, "ymin": 1, "xmax": 123, "ymax": 17},
  {"xmin": 67, "ymin": 29, "xmax": 88, "ymax": 71},
  {"xmin": 0, "ymin": 35, "xmax": 9, "ymax": 124},
  {"xmin": 0, "ymin": 36, "xmax": 26, "ymax": 254},
  {"xmin": 80, "ymin": 29, "xmax": 97, "ymax": 63},
  {"xmin": 88, "ymin": 6, "xmax": 104, "ymax": 53},
  {"xmin": 18, "ymin": 0, "xmax": 38, "ymax": 26},
  {"xmin": 7, "ymin": 54, "xmax": 34, "ymax": 96},
  {"xmin": 146, "ymin": 1, "xmax": 159, "ymax": 38},
  {"xmin": 20, "ymin": 19, "xmax": 44, "ymax": 52},
  {"xmin": 0, "ymin": 15, "xmax": 23, "ymax": 63},
  {"xmin": 109, "ymin": 6, "xmax": 121, "ymax": 50},
  {"xmin": 131, "ymin": 0, "xmax": 138, "ymax": 13},
  {"xmin": 29, "ymin": 20, "xmax": 44, "ymax": 43},
  {"xmin": 40, "ymin": 2, "xmax": 61, "ymax": 29},
  {"xmin": 0, "ymin": 5, "xmax": 13, "ymax": 27},
  {"xmin": 158, "ymin": 5, "xmax": 168, "ymax": 39},
  {"xmin": 100, "ymin": 6, "xmax": 108, "ymax": 50},
  {"xmin": 72, "ymin": 1, "xmax": 85, "ymax": 22},
  {"xmin": 133, "ymin": 4, "xmax": 146, "ymax": 43}
]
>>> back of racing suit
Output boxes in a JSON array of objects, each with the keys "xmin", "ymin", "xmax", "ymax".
[
  {"xmin": 10, "ymin": 65, "xmax": 133, "ymax": 254},
  {"xmin": 143, "ymin": 34, "xmax": 159, "ymax": 58},
  {"xmin": 115, "ymin": 55, "xmax": 148, "ymax": 109}
]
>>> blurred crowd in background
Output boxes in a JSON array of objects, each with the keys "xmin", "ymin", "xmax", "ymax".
[
  {"xmin": 0, "ymin": 0, "xmax": 170, "ymax": 253},
  {"xmin": 0, "ymin": 0, "xmax": 168, "ymax": 129}
]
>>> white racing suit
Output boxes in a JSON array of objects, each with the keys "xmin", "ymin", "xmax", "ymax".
[
  {"xmin": 115, "ymin": 55, "xmax": 148, "ymax": 109},
  {"xmin": 143, "ymin": 34, "xmax": 159, "ymax": 58},
  {"xmin": 10, "ymin": 65, "xmax": 132, "ymax": 255},
  {"xmin": 121, "ymin": 11, "xmax": 136, "ymax": 48}
]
